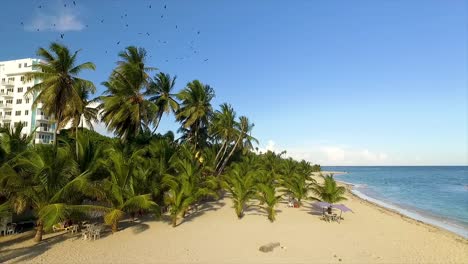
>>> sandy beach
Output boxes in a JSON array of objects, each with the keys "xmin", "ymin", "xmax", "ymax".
[{"xmin": 1, "ymin": 172, "xmax": 467, "ymax": 264}]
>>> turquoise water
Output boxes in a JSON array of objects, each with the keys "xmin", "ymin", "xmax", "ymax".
[{"xmin": 323, "ymin": 166, "xmax": 468, "ymax": 238}]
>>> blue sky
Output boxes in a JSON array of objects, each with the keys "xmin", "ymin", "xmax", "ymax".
[{"xmin": 1, "ymin": 0, "xmax": 466, "ymax": 165}]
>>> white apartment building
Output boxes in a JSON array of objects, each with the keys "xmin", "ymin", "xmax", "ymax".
[{"xmin": 0, "ymin": 58, "xmax": 55, "ymax": 144}]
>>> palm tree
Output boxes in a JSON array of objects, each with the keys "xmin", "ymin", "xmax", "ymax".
[
  {"xmin": 147, "ymin": 72, "xmax": 179, "ymax": 132},
  {"xmin": 100, "ymin": 46, "xmax": 158, "ymax": 142},
  {"xmin": 222, "ymin": 163, "xmax": 256, "ymax": 218},
  {"xmin": 311, "ymin": 174, "xmax": 347, "ymax": 213},
  {"xmin": 0, "ymin": 123, "xmax": 35, "ymax": 164},
  {"xmin": 62, "ymin": 82, "xmax": 99, "ymax": 159},
  {"xmin": 0, "ymin": 144, "xmax": 99, "ymax": 242},
  {"xmin": 256, "ymin": 183, "xmax": 282, "ymax": 222},
  {"xmin": 25, "ymin": 42, "xmax": 96, "ymax": 150},
  {"xmin": 176, "ymin": 80, "xmax": 215, "ymax": 149},
  {"xmin": 162, "ymin": 152, "xmax": 217, "ymax": 227},
  {"xmin": 210, "ymin": 103, "xmax": 237, "ymax": 169},
  {"xmin": 217, "ymin": 116, "xmax": 257, "ymax": 175},
  {"xmin": 99, "ymin": 147, "xmax": 158, "ymax": 233}
]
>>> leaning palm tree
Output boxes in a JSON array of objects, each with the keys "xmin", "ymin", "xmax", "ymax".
[
  {"xmin": 217, "ymin": 116, "xmax": 257, "ymax": 175},
  {"xmin": 147, "ymin": 72, "xmax": 179, "ymax": 132},
  {"xmin": 162, "ymin": 154, "xmax": 217, "ymax": 227},
  {"xmin": 176, "ymin": 80, "xmax": 215, "ymax": 149},
  {"xmin": 0, "ymin": 144, "xmax": 100, "ymax": 242},
  {"xmin": 210, "ymin": 103, "xmax": 238, "ymax": 168},
  {"xmin": 25, "ymin": 42, "xmax": 96, "ymax": 149},
  {"xmin": 311, "ymin": 174, "xmax": 347, "ymax": 213},
  {"xmin": 222, "ymin": 163, "xmax": 256, "ymax": 218},
  {"xmin": 256, "ymin": 183, "xmax": 282, "ymax": 222}
]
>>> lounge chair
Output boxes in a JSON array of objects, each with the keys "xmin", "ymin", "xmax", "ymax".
[{"xmin": 52, "ymin": 223, "xmax": 66, "ymax": 232}]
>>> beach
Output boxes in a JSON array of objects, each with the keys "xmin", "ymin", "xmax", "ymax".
[{"xmin": 1, "ymin": 172, "xmax": 467, "ymax": 264}]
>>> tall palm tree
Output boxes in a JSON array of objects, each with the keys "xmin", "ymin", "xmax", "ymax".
[
  {"xmin": 62, "ymin": 83, "xmax": 99, "ymax": 159},
  {"xmin": 147, "ymin": 72, "xmax": 179, "ymax": 132},
  {"xmin": 100, "ymin": 46, "xmax": 157, "ymax": 142},
  {"xmin": 311, "ymin": 174, "xmax": 347, "ymax": 213},
  {"xmin": 222, "ymin": 163, "xmax": 256, "ymax": 218},
  {"xmin": 217, "ymin": 116, "xmax": 257, "ymax": 175},
  {"xmin": 176, "ymin": 80, "xmax": 215, "ymax": 149},
  {"xmin": 210, "ymin": 103, "xmax": 237, "ymax": 169},
  {"xmin": 25, "ymin": 42, "xmax": 96, "ymax": 149}
]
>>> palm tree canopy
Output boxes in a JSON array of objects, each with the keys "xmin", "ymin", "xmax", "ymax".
[
  {"xmin": 311, "ymin": 174, "xmax": 347, "ymax": 204},
  {"xmin": 25, "ymin": 42, "xmax": 96, "ymax": 130}
]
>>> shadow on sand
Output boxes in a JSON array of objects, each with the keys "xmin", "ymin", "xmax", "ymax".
[{"xmin": 160, "ymin": 199, "xmax": 226, "ymax": 227}]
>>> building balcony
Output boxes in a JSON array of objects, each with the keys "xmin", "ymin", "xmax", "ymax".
[
  {"xmin": 0, "ymin": 115, "xmax": 12, "ymax": 122},
  {"xmin": 36, "ymin": 115, "xmax": 51, "ymax": 122},
  {"xmin": 35, "ymin": 138, "xmax": 53, "ymax": 144},
  {"xmin": 37, "ymin": 126, "xmax": 54, "ymax": 133},
  {"xmin": 1, "ymin": 80, "xmax": 14, "ymax": 86},
  {"xmin": 0, "ymin": 91, "xmax": 14, "ymax": 98},
  {"xmin": 0, "ymin": 103, "xmax": 13, "ymax": 109}
]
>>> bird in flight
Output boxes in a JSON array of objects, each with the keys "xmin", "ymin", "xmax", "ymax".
[
  {"xmin": 117, "ymin": 41, "xmax": 120, "ymax": 45},
  {"xmin": 60, "ymin": 34, "xmax": 64, "ymax": 39},
  {"xmin": 73, "ymin": 1, "xmax": 76, "ymax": 6},
  {"xmin": 164, "ymin": 5, "xmax": 167, "ymax": 9},
  {"xmin": 197, "ymin": 31, "xmax": 200, "ymax": 35},
  {"xmin": 149, "ymin": 5, "xmax": 151, "ymax": 8},
  {"xmin": 100, "ymin": 19, "xmax": 104, "ymax": 23},
  {"xmin": 204, "ymin": 59, "xmax": 209, "ymax": 62}
]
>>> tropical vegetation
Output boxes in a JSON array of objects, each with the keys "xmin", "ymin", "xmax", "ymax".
[{"xmin": 0, "ymin": 43, "xmax": 331, "ymax": 243}]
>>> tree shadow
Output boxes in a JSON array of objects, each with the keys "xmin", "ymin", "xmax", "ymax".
[
  {"xmin": 0, "ymin": 231, "xmax": 69, "ymax": 263},
  {"xmin": 179, "ymin": 200, "xmax": 226, "ymax": 225},
  {"xmin": 300, "ymin": 202, "xmax": 326, "ymax": 216}
]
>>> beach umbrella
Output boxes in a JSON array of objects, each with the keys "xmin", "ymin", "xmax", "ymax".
[
  {"xmin": 315, "ymin": 201, "xmax": 331, "ymax": 208},
  {"xmin": 332, "ymin": 204, "xmax": 353, "ymax": 213}
]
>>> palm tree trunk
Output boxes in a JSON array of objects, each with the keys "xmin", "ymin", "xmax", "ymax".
[
  {"xmin": 171, "ymin": 214, "xmax": 177, "ymax": 227},
  {"xmin": 111, "ymin": 221, "xmax": 118, "ymax": 233},
  {"xmin": 75, "ymin": 121, "xmax": 79, "ymax": 160},
  {"xmin": 216, "ymin": 135, "xmax": 242, "ymax": 176},
  {"xmin": 34, "ymin": 221, "xmax": 44, "ymax": 242},
  {"xmin": 214, "ymin": 141, "xmax": 228, "ymax": 168}
]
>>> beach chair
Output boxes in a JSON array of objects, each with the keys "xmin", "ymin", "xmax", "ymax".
[
  {"xmin": 91, "ymin": 227, "xmax": 101, "ymax": 240},
  {"xmin": 53, "ymin": 222, "xmax": 66, "ymax": 232},
  {"xmin": 6, "ymin": 223, "xmax": 16, "ymax": 235}
]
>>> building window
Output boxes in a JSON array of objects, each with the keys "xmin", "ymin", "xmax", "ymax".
[
  {"xmin": 20, "ymin": 76, "xmax": 25, "ymax": 82},
  {"xmin": 6, "ymin": 99, "xmax": 12, "ymax": 104},
  {"xmin": 15, "ymin": 111, "xmax": 21, "ymax": 116},
  {"xmin": 4, "ymin": 123, "xmax": 10, "ymax": 127},
  {"xmin": 24, "ymin": 63, "xmax": 27, "ymax": 67},
  {"xmin": 16, "ymin": 99, "xmax": 22, "ymax": 104},
  {"xmin": 5, "ymin": 111, "xmax": 11, "ymax": 116},
  {"xmin": 17, "ymin": 87, "xmax": 23, "ymax": 93},
  {"xmin": 7, "ymin": 88, "xmax": 13, "ymax": 93},
  {"xmin": 26, "ymin": 98, "xmax": 30, "ymax": 104},
  {"xmin": 25, "ymin": 110, "xmax": 29, "ymax": 115},
  {"xmin": 1, "ymin": 78, "xmax": 4, "ymax": 82},
  {"xmin": 18, "ymin": 63, "xmax": 22, "ymax": 68},
  {"xmin": 27, "ymin": 86, "xmax": 31, "ymax": 91},
  {"xmin": 23, "ymin": 121, "xmax": 28, "ymax": 126}
]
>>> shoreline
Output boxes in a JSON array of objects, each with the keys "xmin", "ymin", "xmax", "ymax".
[{"xmin": 323, "ymin": 171, "xmax": 468, "ymax": 241}]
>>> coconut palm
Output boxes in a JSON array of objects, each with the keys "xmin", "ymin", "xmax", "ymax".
[
  {"xmin": 162, "ymin": 152, "xmax": 217, "ymax": 227},
  {"xmin": 311, "ymin": 174, "xmax": 347, "ymax": 213},
  {"xmin": 256, "ymin": 183, "xmax": 282, "ymax": 222},
  {"xmin": 210, "ymin": 103, "xmax": 237, "ymax": 169},
  {"xmin": 99, "ymin": 147, "xmax": 158, "ymax": 233},
  {"xmin": 147, "ymin": 72, "xmax": 179, "ymax": 132},
  {"xmin": 62, "ymin": 82, "xmax": 99, "ymax": 159},
  {"xmin": 0, "ymin": 123, "xmax": 35, "ymax": 164},
  {"xmin": 176, "ymin": 80, "xmax": 215, "ymax": 149},
  {"xmin": 222, "ymin": 163, "xmax": 256, "ymax": 218},
  {"xmin": 217, "ymin": 116, "xmax": 257, "ymax": 175},
  {"xmin": 100, "ymin": 46, "xmax": 158, "ymax": 142},
  {"xmin": 0, "ymin": 144, "xmax": 101, "ymax": 242},
  {"xmin": 25, "ymin": 42, "xmax": 96, "ymax": 149}
]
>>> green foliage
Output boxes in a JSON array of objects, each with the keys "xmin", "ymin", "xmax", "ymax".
[
  {"xmin": 311, "ymin": 174, "xmax": 347, "ymax": 204},
  {"xmin": 256, "ymin": 184, "xmax": 282, "ymax": 222},
  {"xmin": 222, "ymin": 162, "xmax": 257, "ymax": 218}
]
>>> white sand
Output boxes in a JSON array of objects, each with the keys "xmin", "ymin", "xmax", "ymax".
[{"xmin": 1, "ymin": 188, "xmax": 467, "ymax": 264}]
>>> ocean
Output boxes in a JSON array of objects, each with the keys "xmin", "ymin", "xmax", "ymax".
[{"xmin": 322, "ymin": 166, "xmax": 468, "ymax": 238}]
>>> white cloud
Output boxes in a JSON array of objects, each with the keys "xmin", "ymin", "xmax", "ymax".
[
  {"xmin": 256, "ymin": 140, "xmax": 391, "ymax": 166},
  {"xmin": 25, "ymin": 3, "xmax": 84, "ymax": 32}
]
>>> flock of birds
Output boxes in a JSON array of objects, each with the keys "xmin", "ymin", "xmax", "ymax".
[{"xmin": 24, "ymin": 1, "xmax": 209, "ymax": 63}]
